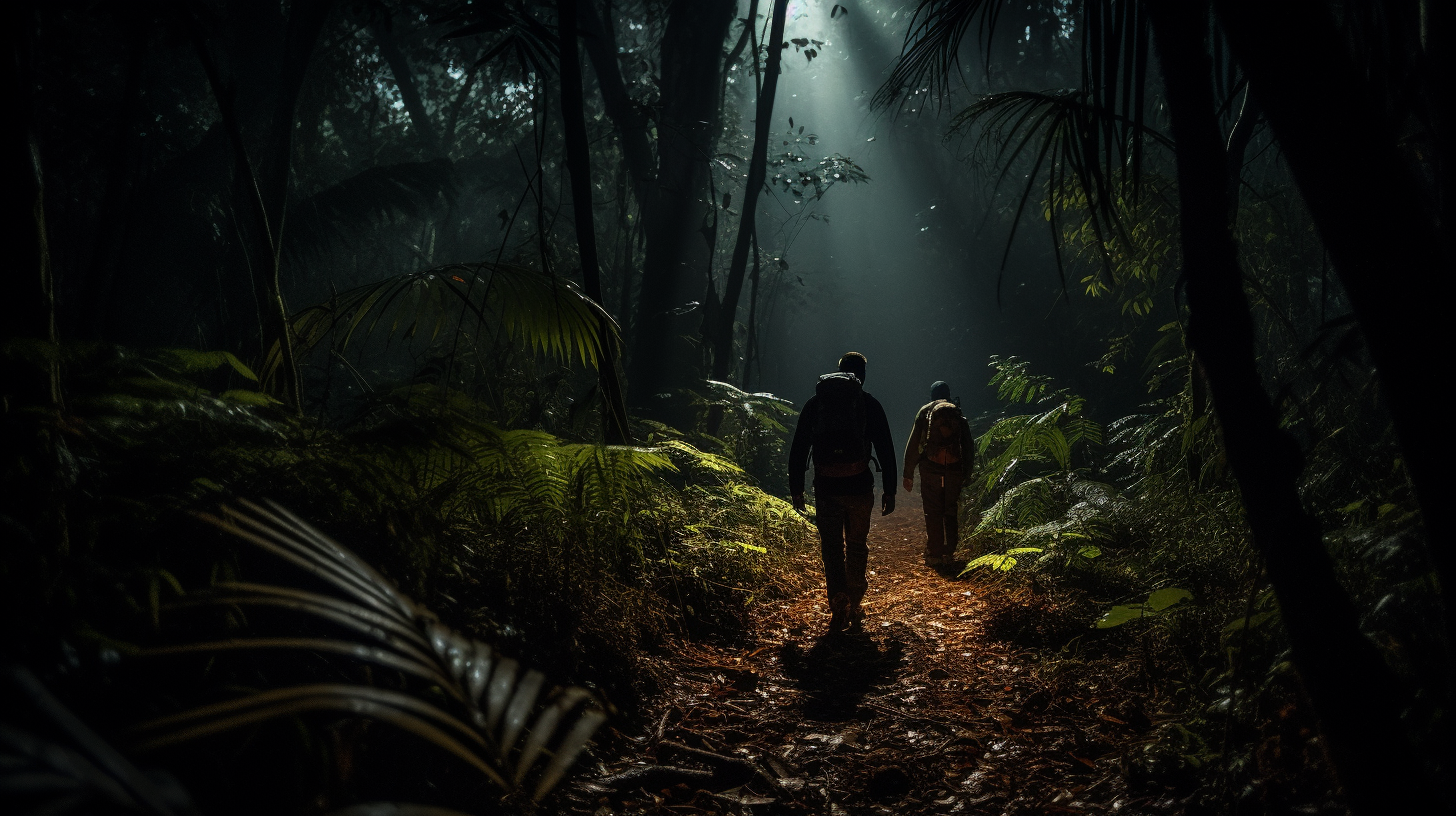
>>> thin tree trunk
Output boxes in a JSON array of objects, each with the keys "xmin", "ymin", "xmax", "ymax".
[
  {"xmin": 559, "ymin": 0, "xmax": 631, "ymax": 444},
  {"xmin": 706, "ymin": 0, "xmax": 786, "ymax": 436},
  {"xmin": 579, "ymin": 0, "xmax": 655, "ymax": 217},
  {"xmin": 741, "ymin": 229, "xmax": 761, "ymax": 390},
  {"xmin": 1149, "ymin": 3, "xmax": 1438, "ymax": 812},
  {"xmin": 1214, "ymin": 0, "xmax": 1454, "ymax": 645},
  {"xmin": 190, "ymin": 0, "xmax": 333, "ymax": 411},
  {"xmin": 374, "ymin": 14, "xmax": 443, "ymax": 157}
]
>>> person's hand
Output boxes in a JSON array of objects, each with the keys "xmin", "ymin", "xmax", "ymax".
[
  {"xmin": 902, "ymin": 476, "xmax": 913, "ymax": 492},
  {"xmin": 792, "ymin": 493, "xmax": 806, "ymax": 512},
  {"xmin": 882, "ymin": 492, "xmax": 895, "ymax": 516}
]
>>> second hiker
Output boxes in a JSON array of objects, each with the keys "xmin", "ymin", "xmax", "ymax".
[
  {"xmin": 788, "ymin": 352, "xmax": 898, "ymax": 632},
  {"xmin": 902, "ymin": 380, "xmax": 974, "ymax": 568}
]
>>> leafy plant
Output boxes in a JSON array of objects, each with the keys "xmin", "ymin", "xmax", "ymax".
[
  {"xmin": 976, "ymin": 357, "xmax": 1104, "ymax": 493},
  {"xmin": 139, "ymin": 500, "xmax": 606, "ymax": 804},
  {"xmin": 1, "ymin": 665, "xmax": 194, "ymax": 816},
  {"xmin": 1095, "ymin": 587, "xmax": 1194, "ymax": 629},
  {"xmin": 266, "ymin": 262, "xmax": 618, "ymax": 389},
  {"xmin": 683, "ymin": 380, "xmax": 797, "ymax": 492}
]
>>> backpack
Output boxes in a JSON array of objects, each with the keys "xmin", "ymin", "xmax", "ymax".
[
  {"xmin": 811, "ymin": 372, "xmax": 869, "ymax": 474},
  {"xmin": 924, "ymin": 399, "xmax": 965, "ymax": 466}
]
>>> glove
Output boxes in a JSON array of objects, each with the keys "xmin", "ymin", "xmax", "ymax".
[
  {"xmin": 902, "ymin": 476, "xmax": 913, "ymax": 492},
  {"xmin": 792, "ymin": 493, "xmax": 806, "ymax": 512},
  {"xmin": 881, "ymin": 492, "xmax": 895, "ymax": 516}
]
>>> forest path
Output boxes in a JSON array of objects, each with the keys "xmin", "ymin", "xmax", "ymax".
[{"xmin": 576, "ymin": 492, "xmax": 1159, "ymax": 815}]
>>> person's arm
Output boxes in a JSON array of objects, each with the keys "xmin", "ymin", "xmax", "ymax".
[
  {"xmin": 787, "ymin": 397, "xmax": 816, "ymax": 509},
  {"xmin": 902, "ymin": 403, "xmax": 928, "ymax": 491},
  {"xmin": 866, "ymin": 396, "xmax": 897, "ymax": 512}
]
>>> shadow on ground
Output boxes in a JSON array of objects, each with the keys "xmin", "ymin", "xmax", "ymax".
[{"xmin": 778, "ymin": 631, "xmax": 906, "ymax": 721}]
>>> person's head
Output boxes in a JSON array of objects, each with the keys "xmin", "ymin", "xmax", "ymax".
[
  {"xmin": 838, "ymin": 351, "xmax": 867, "ymax": 383},
  {"xmin": 930, "ymin": 380, "xmax": 951, "ymax": 401}
]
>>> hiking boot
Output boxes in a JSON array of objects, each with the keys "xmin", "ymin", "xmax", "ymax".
[
  {"xmin": 847, "ymin": 602, "xmax": 866, "ymax": 629},
  {"xmin": 829, "ymin": 593, "xmax": 851, "ymax": 631},
  {"xmin": 923, "ymin": 553, "xmax": 952, "ymax": 568}
]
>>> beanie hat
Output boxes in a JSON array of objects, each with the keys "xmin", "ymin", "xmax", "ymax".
[{"xmin": 930, "ymin": 381, "xmax": 951, "ymax": 400}]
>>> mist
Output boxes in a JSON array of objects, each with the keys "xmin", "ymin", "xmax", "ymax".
[{"xmin": 742, "ymin": 2, "xmax": 1125, "ymax": 430}]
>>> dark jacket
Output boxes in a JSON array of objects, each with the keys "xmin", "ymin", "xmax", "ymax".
[{"xmin": 788, "ymin": 390, "xmax": 898, "ymax": 497}]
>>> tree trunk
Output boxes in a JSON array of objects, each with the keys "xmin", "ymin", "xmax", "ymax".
[
  {"xmin": 559, "ymin": 0, "xmax": 631, "ymax": 444},
  {"xmin": 705, "ymin": 0, "xmax": 787, "ymax": 435},
  {"xmin": 1149, "ymin": 2, "xmax": 1438, "ymax": 812},
  {"xmin": 579, "ymin": 0, "xmax": 655, "ymax": 217},
  {"xmin": 740, "ymin": 229, "xmax": 762, "ymax": 390},
  {"xmin": 1214, "ymin": 0, "xmax": 1454, "ymax": 645},
  {"xmin": 373, "ymin": 14, "xmax": 444, "ymax": 157},
  {"xmin": 625, "ymin": 0, "xmax": 736, "ymax": 425}
]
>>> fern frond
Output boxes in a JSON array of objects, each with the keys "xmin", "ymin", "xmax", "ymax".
[{"xmin": 657, "ymin": 439, "xmax": 747, "ymax": 478}]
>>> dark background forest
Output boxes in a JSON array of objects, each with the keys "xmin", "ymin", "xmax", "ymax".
[{"xmin": 2, "ymin": 1, "xmax": 1452, "ymax": 814}]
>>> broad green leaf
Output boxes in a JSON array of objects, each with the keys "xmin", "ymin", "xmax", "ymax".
[
  {"xmin": 1095, "ymin": 604, "xmax": 1147, "ymax": 628},
  {"xmin": 1146, "ymin": 588, "xmax": 1192, "ymax": 612},
  {"xmin": 1076, "ymin": 545, "xmax": 1101, "ymax": 559},
  {"xmin": 1222, "ymin": 609, "xmax": 1278, "ymax": 633}
]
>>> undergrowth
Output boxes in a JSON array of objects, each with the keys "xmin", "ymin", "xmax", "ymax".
[
  {"xmin": 0, "ymin": 341, "xmax": 814, "ymax": 814},
  {"xmin": 956, "ymin": 356, "xmax": 1438, "ymax": 812}
]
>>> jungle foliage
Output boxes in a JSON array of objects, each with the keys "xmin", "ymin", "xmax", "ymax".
[
  {"xmin": 4, "ymin": 0, "xmax": 1453, "ymax": 814},
  {"xmin": 900, "ymin": 0, "xmax": 1450, "ymax": 810}
]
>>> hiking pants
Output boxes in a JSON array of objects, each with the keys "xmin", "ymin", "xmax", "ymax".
[
  {"xmin": 814, "ymin": 491, "xmax": 874, "ymax": 604},
  {"xmin": 918, "ymin": 465, "xmax": 964, "ymax": 559}
]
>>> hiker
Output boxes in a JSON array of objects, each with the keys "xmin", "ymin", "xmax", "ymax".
[
  {"xmin": 788, "ymin": 352, "xmax": 898, "ymax": 631},
  {"xmin": 902, "ymin": 381, "xmax": 974, "ymax": 568}
]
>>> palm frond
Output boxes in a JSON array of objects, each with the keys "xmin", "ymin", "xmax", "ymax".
[
  {"xmin": 949, "ymin": 90, "xmax": 1173, "ymax": 280},
  {"xmin": 872, "ymin": 0, "xmax": 1004, "ymax": 110},
  {"xmin": 286, "ymin": 160, "xmax": 457, "ymax": 260},
  {"xmin": 697, "ymin": 380, "xmax": 795, "ymax": 422},
  {"xmin": 139, "ymin": 500, "xmax": 606, "ymax": 802},
  {"xmin": 1, "ymin": 666, "xmax": 192, "ymax": 815},
  {"xmin": 880, "ymin": 2, "xmax": 1162, "ymax": 286},
  {"xmin": 434, "ymin": 2, "xmax": 559, "ymax": 79},
  {"xmin": 264, "ymin": 262, "xmax": 618, "ymax": 387}
]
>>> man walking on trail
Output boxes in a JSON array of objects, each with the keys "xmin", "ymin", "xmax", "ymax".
[
  {"xmin": 903, "ymin": 381, "xmax": 974, "ymax": 569},
  {"xmin": 788, "ymin": 352, "xmax": 898, "ymax": 632}
]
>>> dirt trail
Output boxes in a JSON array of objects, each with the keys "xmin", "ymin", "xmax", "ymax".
[{"xmin": 573, "ymin": 493, "xmax": 1164, "ymax": 815}]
